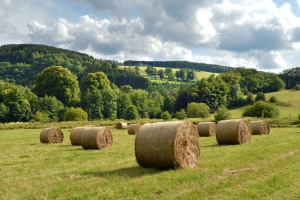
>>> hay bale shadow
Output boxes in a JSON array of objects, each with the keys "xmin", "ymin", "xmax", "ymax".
[
  {"xmin": 201, "ymin": 144, "xmax": 219, "ymax": 147},
  {"xmin": 82, "ymin": 166, "xmax": 162, "ymax": 178}
]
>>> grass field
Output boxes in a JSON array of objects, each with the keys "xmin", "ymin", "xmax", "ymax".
[
  {"xmin": 228, "ymin": 90, "xmax": 300, "ymax": 119},
  {"xmin": 0, "ymin": 127, "xmax": 299, "ymax": 199},
  {"xmin": 120, "ymin": 66, "xmax": 218, "ymax": 81}
]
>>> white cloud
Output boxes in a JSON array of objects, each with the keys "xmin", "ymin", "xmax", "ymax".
[
  {"xmin": 1, "ymin": 0, "xmax": 300, "ymax": 73},
  {"xmin": 211, "ymin": 0, "xmax": 300, "ymax": 52}
]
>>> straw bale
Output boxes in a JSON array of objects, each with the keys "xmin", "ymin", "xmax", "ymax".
[
  {"xmin": 81, "ymin": 127, "xmax": 113, "ymax": 149},
  {"xmin": 70, "ymin": 126, "xmax": 95, "ymax": 145},
  {"xmin": 40, "ymin": 127, "xmax": 64, "ymax": 143},
  {"xmin": 135, "ymin": 120, "xmax": 200, "ymax": 169},
  {"xmin": 216, "ymin": 119, "xmax": 251, "ymax": 145},
  {"xmin": 127, "ymin": 124, "xmax": 142, "ymax": 135},
  {"xmin": 116, "ymin": 122, "xmax": 128, "ymax": 129},
  {"xmin": 250, "ymin": 120, "xmax": 270, "ymax": 135},
  {"xmin": 197, "ymin": 122, "xmax": 216, "ymax": 137}
]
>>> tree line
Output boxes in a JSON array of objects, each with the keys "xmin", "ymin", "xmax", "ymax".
[
  {"xmin": 1, "ymin": 44, "xmax": 300, "ymax": 123},
  {"xmin": 0, "ymin": 64, "xmax": 291, "ymax": 123},
  {"xmin": 0, "ymin": 44, "xmax": 149, "ymax": 89},
  {"xmin": 123, "ymin": 60, "xmax": 234, "ymax": 73}
]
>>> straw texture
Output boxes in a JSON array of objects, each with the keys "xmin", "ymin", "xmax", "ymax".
[
  {"xmin": 40, "ymin": 127, "xmax": 64, "ymax": 143},
  {"xmin": 197, "ymin": 122, "xmax": 216, "ymax": 137}
]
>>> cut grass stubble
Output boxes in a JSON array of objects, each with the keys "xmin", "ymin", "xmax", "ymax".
[{"xmin": 0, "ymin": 127, "xmax": 299, "ymax": 199}]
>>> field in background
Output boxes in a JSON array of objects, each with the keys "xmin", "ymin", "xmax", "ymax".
[
  {"xmin": 120, "ymin": 65, "xmax": 218, "ymax": 81},
  {"xmin": 228, "ymin": 90, "xmax": 300, "ymax": 119},
  {"xmin": 0, "ymin": 127, "xmax": 299, "ymax": 199}
]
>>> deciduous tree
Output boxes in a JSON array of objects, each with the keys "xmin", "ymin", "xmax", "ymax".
[{"xmin": 32, "ymin": 66, "xmax": 81, "ymax": 107}]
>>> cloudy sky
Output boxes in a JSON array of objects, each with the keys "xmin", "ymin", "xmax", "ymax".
[{"xmin": 1, "ymin": 0, "xmax": 300, "ymax": 73}]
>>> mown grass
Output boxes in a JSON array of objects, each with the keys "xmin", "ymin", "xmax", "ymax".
[
  {"xmin": 0, "ymin": 127, "xmax": 299, "ymax": 199},
  {"xmin": 229, "ymin": 90, "xmax": 300, "ymax": 120}
]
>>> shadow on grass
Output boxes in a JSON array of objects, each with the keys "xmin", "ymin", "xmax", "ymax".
[
  {"xmin": 82, "ymin": 166, "xmax": 162, "ymax": 178},
  {"xmin": 201, "ymin": 144, "xmax": 219, "ymax": 147}
]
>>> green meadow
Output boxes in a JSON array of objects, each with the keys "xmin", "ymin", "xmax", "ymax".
[
  {"xmin": 120, "ymin": 66, "xmax": 218, "ymax": 81},
  {"xmin": 0, "ymin": 126, "xmax": 299, "ymax": 200},
  {"xmin": 228, "ymin": 90, "xmax": 300, "ymax": 120}
]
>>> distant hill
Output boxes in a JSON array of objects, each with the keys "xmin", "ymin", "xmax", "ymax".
[
  {"xmin": 0, "ymin": 44, "xmax": 149, "ymax": 89},
  {"xmin": 123, "ymin": 60, "xmax": 234, "ymax": 73}
]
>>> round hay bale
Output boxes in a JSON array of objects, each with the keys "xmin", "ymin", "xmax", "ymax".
[
  {"xmin": 81, "ymin": 127, "xmax": 113, "ymax": 149},
  {"xmin": 135, "ymin": 120, "xmax": 200, "ymax": 169},
  {"xmin": 127, "ymin": 124, "xmax": 142, "ymax": 135},
  {"xmin": 250, "ymin": 120, "xmax": 270, "ymax": 135},
  {"xmin": 216, "ymin": 119, "xmax": 251, "ymax": 145},
  {"xmin": 197, "ymin": 122, "xmax": 216, "ymax": 137},
  {"xmin": 70, "ymin": 126, "xmax": 95, "ymax": 145},
  {"xmin": 116, "ymin": 122, "xmax": 128, "ymax": 129},
  {"xmin": 40, "ymin": 127, "xmax": 64, "ymax": 144}
]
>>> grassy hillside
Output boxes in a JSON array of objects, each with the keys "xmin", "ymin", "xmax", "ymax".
[
  {"xmin": 120, "ymin": 66, "xmax": 219, "ymax": 81},
  {"xmin": 0, "ymin": 127, "xmax": 299, "ymax": 199},
  {"xmin": 228, "ymin": 90, "xmax": 300, "ymax": 119}
]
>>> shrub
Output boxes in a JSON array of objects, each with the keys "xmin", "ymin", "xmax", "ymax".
[
  {"xmin": 214, "ymin": 107, "xmax": 231, "ymax": 122},
  {"xmin": 269, "ymin": 96, "xmax": 277, "ymax": 103},
  {"xmin": 255, "ymin": 92, "xmax": 266, "ymax": 102},
  {"xmin": 176, "ymin": 109, "xmax": 187, "ymax": 120},
  {"xmin": 161, "ymin": 111, "xmax": 172, "ymax": 121},
  {"xmin": 123, "ymin": 105, "xmax": 139, "ymax": 120},
  {"xmin": 64, "ymin": 107, "xmax": 88, "ymax": 121},
  {"xmin": 246, "ymin": 92, "xmax": 254, "ymax": 104},
  {"xmin": 57, "ymin": 107, "xmax": 67, "ymax": 122},
  {"xmin": 186, "ymin": 102, "xmax": 210, "ymax": 118},
  {"xmin": 242, "ymin": 101, "xmax": 279, "ymax": 118},
  {"xmin": 293, "ymin": 84, "xmax": 300, "ymax": 91},
  {"xmin": 33, "ymin": 111, "xmax": 50, "ymax": 123},
  {"xmin": 109, "ymin": 113, "xmax": 117, "ymax": 121}
]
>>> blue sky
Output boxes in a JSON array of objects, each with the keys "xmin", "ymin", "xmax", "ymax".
[{"xmin": 1, "ymin": 0, "xmax": 300, "ymax": 73}]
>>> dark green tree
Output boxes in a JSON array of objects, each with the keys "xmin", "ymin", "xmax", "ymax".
[
  {"xmin": 145, "ymin": 66, "xmax": 157, "ymax": 77},
  {"xmin": 120, "ymin": 85, "xmax": 133, "ymax": 93},
  {"xmin": 117, "ymin": 92, "xmax": 132, "ymax": 119},
  {"xmin": 134, "ymin": 66, "xmax": 140, "ymax": 75},
  {"xmin": 255, "ymin": 92, "xmax": 266, "ymax": 102},
  {"xmin": 0, "ymin": 103, "xmax": 8, "ymax": 122},
  {"xmin": 157, "ymin": 69, "xmax": 165, "ymax": 79},
  {"xmin": 32, "ymin": 66, "xmax": 81, "ymax": 107},
  {"xmin": 186, "ymin": 69, "xmax": 196, "ymax": 81},
  {"xmin": 279, "ymin": 67, "xmax": 300, "ymax": 89},
  {"xmin": 1, "ymin": 83, "xmax": 32, "ymax": 122},
  {"xmin": 81, "ymin": 72, "xmax": 111, "ymax": 93},
  {"xmin": 175, "ymin": 71, "xmax": 181, "ymax": 80},
  {"xmin": 81, "ymin": 89, "xmax": 103, "ymax": 120},
  {"xmin": 123, "ymin": 105, "xmax": 139, "ymax": 120},
  {"xmin": 38, "ymin": 95, "xmax": 64, "ymax": 120},
  {"xmin": 242, "ymin": 101, "xmax": 279, "ymax": 118},
  {"xmin": 163, "ymin": 95, "xmax": 175, "ymax": 114},
  {"xmin": 246, "ymin": 93, "xmax": 254, "ymax": 104},
  {"xmin": 165, "ymin": 68, "xmax": 174, "ymax": 80},
  {"xmin": 101, "ymin": 88, "xmax": 117, "ymax": 120},
  {"xmin": 130, "ymin": 89, "xmax": 148, "ymax": 118},
  {"xmin": 179, "ymin": 69, "xmax": 187, "ymax": 81},
  {"xmin": 269, "ymin": 96, "xmax": 277, "ymax": 103}
]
